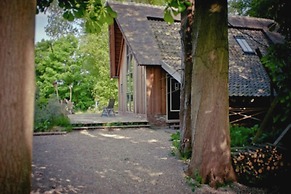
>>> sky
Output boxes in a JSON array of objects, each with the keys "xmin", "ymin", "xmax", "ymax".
[{"xmin": 35, "ymin": 13, "xmax": 49, "ymax": 43}]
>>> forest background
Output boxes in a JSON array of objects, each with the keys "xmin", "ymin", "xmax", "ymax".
[{"xmin": 34, "ymin": 0, "xmax": 119, "ymax": 131}]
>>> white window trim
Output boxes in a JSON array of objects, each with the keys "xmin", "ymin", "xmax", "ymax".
[
  {"xmin": 170, "ymin": 77, "xmax": 180, "ymax": 112},
  {"xmin": 235, "ymin": 36, "xmax": 255, "ymax": 54}
]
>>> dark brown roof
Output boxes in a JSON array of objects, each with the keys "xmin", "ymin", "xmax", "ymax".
[
  {"xmin": 109, "ymin": 2, "xmax": 165, "ymax": 66},
  {"xmin": 109, "ymin": 1, "xmax": 283, "ymax": 97}
]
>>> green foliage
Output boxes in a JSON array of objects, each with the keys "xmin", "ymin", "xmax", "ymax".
[
  {"xmin": 248, "ymin": 0, "xmax": 291, "ymax": 41},
  {"xmin": 170, "ymin": 130, "xmax": 180, "ymax": 141},
  {"xmin": 185, "ymin": 173, "xmax": 202, "ymax": 192},
  {"xmin": 228, "ymin": 0, "xmax": 252, "ymax": 15},
  {"xmin": 35, "ymin": 24, "xmax": 118, "ymax": 112},
  {"xmin": 35, "ymin": 35, "xmax": 96, "ymax": 111},
  {"xmin": 37, "ymin": 0, "xmax": 90, "ymax": 17},
  {"xmin": 78, "ymin": 26, "xmax": 118, "ymax": 110},
  {"xmin": 262, "ymin": 43, "xmax": 291, "ymax": 128},
  {"xmin": 170, "ymin": 131, "xmax": 191, "ymax": 160},
  {"xmin": 51, "ymin": 115, "xmax": 72, "ymax": 131},
  {"xmin": 170, "ymin": 131, "xmax": 180, "ymax": 157},
  {"xmin": 228, "ymin": 0, "xmax": 291, "ymax": 41},
  {"xmin": 230, "ymin": 124, "xmax": 258, "ymax": 147},
  {"xmin": 164, "ymin": 8, "xmax": 174, "ymax": 24},
  {"xmin": 37, "ymin": 0, "xmax": 117, "ymax": 33},
  {"xmin": 44, "ymin": 0, "xmax": 80, "ymax": 39},
  {"xmin": 34, "ymin": 94, "xmax": 72, "ymax": 132},
  {"xmin": 84, "ymin": 2, "xmax": 117, "ymax": 33},
  {"xmin": 193, "ymin": 170, "xmax": 203, "ymax": 185},
  {"xmin": 170, "ymin": 131, "xmax": 180, "ymax": 150},
  {"xmin": 164, "ymin": 0, "xmax": 191, "ymax": 24}
]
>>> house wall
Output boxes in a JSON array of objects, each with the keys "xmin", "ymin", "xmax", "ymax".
[
  {"xmin": 133, "ymin": 62, "xmax": 147, "ymax": 114},
  {"xmin": 146, "ymin": 66, "xmax": 167, "ymax": 125},
  {"xmin": 117, "ymin": 43, "xmax": 167, "ymax": 125},
  {"xmin": 109, "ymin": 21, "xmax": 123, "ymax": 77},
  {"xmin": 118, "ymin": 44, "xmax": 147, "ymax": 116},
  {"xmin": 118, "ymin": 44, "xmax": 127, "ymax": 113}
]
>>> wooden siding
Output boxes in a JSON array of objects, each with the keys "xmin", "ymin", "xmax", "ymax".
[
  {"xmin": 133, "ymin": 63, "xmax": 146, "ymax": 114},
  {"xmin": 109, "ymin": 21, "xmax": 123, "ymax": 78},
  {"xmin": 118, "ymin": 43, "xmax": 127, "ymax": 113},
  {"xmin": 110, "ymin": 19, "xmax": 166, "ymax": 121},
  {"xmin": 118, "ymin": 44, "xmax": 147, "ymax": 115},
  {"xmin": 146, "ymin": 66, "xmax": 166, "ymax": 116}
]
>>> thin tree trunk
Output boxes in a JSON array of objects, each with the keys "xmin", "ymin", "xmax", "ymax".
[
  {"xmin": 0, "ymin": 1, "xmax": 35, "ymax": 193},
  {"xmin": 253, "ymin": 96, "xmax": 279, "ymax": 143},
  {"xmin": 186, "ymin": 0, "xmax": 236, "ymax": 187},
  {"xmin": 180, "ymin": 0, "xmax": 194, "ymax": 157}
]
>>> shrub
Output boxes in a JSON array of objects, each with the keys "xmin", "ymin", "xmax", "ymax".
[
  {"xmin": 170, "ymin": 131, "xmax": 192, "ymax": 160},
  {"xmin": 230, "ymin": 124, "xmax": 258, "ymax": 147},
  {"xmin": 34, "ymin": 95, "xmax": 72, "ymax": 132}
]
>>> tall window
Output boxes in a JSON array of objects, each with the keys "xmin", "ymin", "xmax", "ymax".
[
  {"xmin": 126, "ymin": 45, "xmax": 134, "ymax": 112},
  {"xmin": 235, "ymin": 36, "xmax": 255, "ymax": 54}
]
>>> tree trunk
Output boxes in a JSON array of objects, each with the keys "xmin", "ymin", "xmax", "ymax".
[
  {"xmin": 0, "ymin": 1, "xmax": 35, "ymax": 193},
  {"xmin": 186, "ymin": 0, "xmax": 236, "ymax": 187},
  {"xmin": 253, "ymin": 96, "xmax": 279, "ymax": 143},
  {"xmin": 179, "ymin": 0, "xmax": 194, "ymax": 157}
]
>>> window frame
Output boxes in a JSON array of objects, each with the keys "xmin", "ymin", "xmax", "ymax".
[
  {"xmin": 126, "ymin": 45, "xmax": 134, "ymax": 112},
  {"xmin": 234, "ymin": 36, "xmax": 255, "ymax": 54}
]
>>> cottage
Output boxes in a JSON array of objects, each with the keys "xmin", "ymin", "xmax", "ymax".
[{"xmin": 108, "ymin": 2, "xmax": 283, "ymax": 126}]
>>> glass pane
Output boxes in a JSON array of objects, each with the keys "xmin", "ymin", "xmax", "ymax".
[{"xmin": 235, "ymin": 36, "xmax": 254, "ymax": 54}]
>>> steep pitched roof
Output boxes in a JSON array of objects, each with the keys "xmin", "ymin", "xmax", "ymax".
[
  {"xmin": 109, "ymin": 1, "xmax": 283, "ymax": 97},
  {"xmin": 109, "ymin": 2, "xmax": 165, "ymax": 66}
]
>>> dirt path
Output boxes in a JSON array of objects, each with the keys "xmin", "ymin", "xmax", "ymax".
[{"xmin": 31, "ymin": 128, "xmax": 194, "ymax": 193}]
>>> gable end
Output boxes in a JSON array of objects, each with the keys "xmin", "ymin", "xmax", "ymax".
[{"xmin": 109, "ymin": 20, "xmax": 124, "ymax": 78}]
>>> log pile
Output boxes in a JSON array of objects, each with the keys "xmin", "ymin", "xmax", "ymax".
[{"xmin": 231, "ymin": 144, "xmax": 290, "ymax": 185}]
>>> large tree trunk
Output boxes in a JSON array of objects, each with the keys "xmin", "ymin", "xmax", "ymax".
[
  {"xmin": 186, "ymin": 0, "xmax": 236, "ymax": 187},
  {"xmin": 0, "ymin": 1, "xmax": 35, "ymax": 193},
  {"xmin": 179, "ymin": 0, "xmax": 194, "ymax": 157}
]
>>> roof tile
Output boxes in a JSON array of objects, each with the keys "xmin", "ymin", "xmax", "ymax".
[{"xmin": 109, "ymin": 2, "xmax": 281, "ymax": 97}]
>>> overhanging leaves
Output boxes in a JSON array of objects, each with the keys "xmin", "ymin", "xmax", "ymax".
[
  {"xmin": 164, "ymin": 0, "xmax": 191, "ymax": 24},
  {"xmin": 37, "ymin": 0, "xmax": 117, "ymax": 33}
]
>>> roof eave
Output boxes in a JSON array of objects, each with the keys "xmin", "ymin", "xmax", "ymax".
[
  {"xmin": 161, "ymin": 61, "xmax": 181, "ymax": 83},
  {"xmin": 108, "ymin": 24, "xmax": 117, "ymax": 78}
]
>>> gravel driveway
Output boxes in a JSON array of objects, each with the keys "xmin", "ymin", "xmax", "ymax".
[
  {"xmin": 31, "ymin": 128, "xmax": 269, "ymax": 194},
  {"xmin": 31, "ymin": 128, "xmax": 193, "ymax": 194}
]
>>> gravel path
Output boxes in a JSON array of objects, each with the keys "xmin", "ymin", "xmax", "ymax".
[
  {"xmin": 31, "ymin": 128, "xmax": 193, "ymax": 194},
  {"xmin": 31, "ymin": 128, "xmax": 268, "ymax": 194}
]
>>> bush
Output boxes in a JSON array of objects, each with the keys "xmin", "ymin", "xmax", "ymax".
[
  {"xmin": 34, "ymin": 95, "xmax": 72, "ymax": 132},
  {"xmin": 230, "ymin": 124, "xmax": 258, "ymax": 147},
  {"xmin": 262, "ymin": 43, "xmax": 291, "ymax": 130},
  {"xmin": 170, "ymin": 131, "xmax": 191, "ymax": 160}
]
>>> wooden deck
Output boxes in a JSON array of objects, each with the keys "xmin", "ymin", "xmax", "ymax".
[{"xmin": 68, "ymin": 113, "xmax": 150, "ymax": 129}]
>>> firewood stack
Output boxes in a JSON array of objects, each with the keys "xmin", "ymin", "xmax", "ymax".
[{"xmin": 231, "ymin": 144, "xmax": 291, "ymax": 184}]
